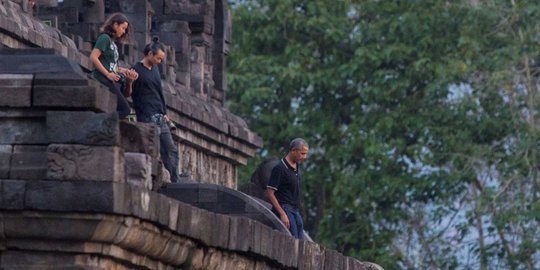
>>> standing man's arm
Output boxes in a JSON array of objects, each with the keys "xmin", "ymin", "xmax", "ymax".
[{"xmin": 266, "ymin": 188, "xmax": 290, "ymax": 229}]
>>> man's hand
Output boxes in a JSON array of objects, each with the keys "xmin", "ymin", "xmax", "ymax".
[
  {"xmin": 125, "ymin": 69, "xmax": 138, "ymax": 80},
  {"xmin": 280, "ymin": 213, "xmax": 290, "ymax": 229}
]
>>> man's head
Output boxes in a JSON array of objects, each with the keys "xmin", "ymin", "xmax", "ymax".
[
  {"xmin": 288, "ymin": 138, "xmax": 309, "ymax": 164},
  {"xmin": 143, "ymin": 36, "xmax": 166, "ymax": 66}
]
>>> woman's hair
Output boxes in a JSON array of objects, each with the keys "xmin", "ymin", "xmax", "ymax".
[
  {"xmin": 144, "ymin": 36, "xmax": 166, "ymax": 56},
  {"xmin": 99, "ymin": 13, "xmax": 130, "ymax": 43}
]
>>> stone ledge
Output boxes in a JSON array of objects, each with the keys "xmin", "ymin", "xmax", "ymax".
[
  {"xmin": 33, "ymin": 84, "xmax": 116, "ymax": 113},
  {"xmin": 0, "ymin": 180, "xmax": 377, "ymax": 270},
  {"xmin": 0, "ymin": 212, "xmax": 280, "ymax": 270}
]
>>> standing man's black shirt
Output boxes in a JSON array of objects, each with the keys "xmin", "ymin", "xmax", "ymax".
[
  {"xmin": 131, "ymin": 62, "xmax": 166, "ymax": 122},
  {"xmin": 267, "ymin": 158, "xmax": 301, "ymax": 208}
]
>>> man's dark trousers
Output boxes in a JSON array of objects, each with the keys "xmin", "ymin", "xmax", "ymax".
[{"xmin": 157, "ymin": 121, "xmax": 180, "ymax": 183}]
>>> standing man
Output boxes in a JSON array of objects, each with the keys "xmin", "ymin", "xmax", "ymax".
[
  {"xmin": 266, "ymin": 138, "xmax": 309, "ymax": 239},
  {"xmin": 131, "ymin": 37, "xmax": 180, "ymax": 183}
]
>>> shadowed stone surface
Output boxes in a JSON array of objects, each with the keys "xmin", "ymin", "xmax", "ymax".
[
  {"xmin": 0, "ymin": 74, "xmax": 33, "ymax": 107},
  {"xmin": 0, "ymin": 180, "xmax": 25, "ymax": 210},
  {"xmin": 159, "ymin": 183, "xmax": 290, "ymax": 235},
  {"xmin": 0, "ymin": 49, "xmax": 83, "ymax": 75},
  {"xmin": 9, "ymin": 145, "xmax": 47, "ymax": 180},
  {"xmin": 0, "ymin": 145, "xmax": 12, "ymax": 178},
  {"xmin": 119, "ymin": 121, "xmax": 159, "ymax": 158},
  {"xmin": 46, "ymin": 111, "xmax": 120, "ymax": 146},
  {"xmin": 0, "ymin": 110, "xmax": 47, "ymax": 144},
  {"xmin": 33, "ymin": 84, "xmax": 116, "ymax": 112}
]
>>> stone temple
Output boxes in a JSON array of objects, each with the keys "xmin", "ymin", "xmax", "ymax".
[{"xmin": 0, "ymin": 0, "xmax": 382, "ymax": 269}]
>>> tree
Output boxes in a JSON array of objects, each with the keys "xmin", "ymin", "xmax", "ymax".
[{"xmin": 227, "ymin": 0, "xmax": 540, "ymax": 269}]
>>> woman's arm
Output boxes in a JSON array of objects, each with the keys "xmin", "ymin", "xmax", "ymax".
[{"xmin": 90, "ymin": 48, "xmax": 120, "ymax": 82}]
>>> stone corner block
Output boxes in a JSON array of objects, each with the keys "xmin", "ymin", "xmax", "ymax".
[
  {"xmin": 119, "ymin": 121, "xmax": 159, "ymax": 158},
  {"xmin": 124, "ymin": 152, "xmax": 152, "ymax": 190}
]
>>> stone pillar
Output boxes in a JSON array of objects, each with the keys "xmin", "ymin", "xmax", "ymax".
[
  {"xmin": 162, "ymin": 0, "xmax": 216, "ymax": 101},
  {"xmin": 85, "ymin": 0, "xmax": 105, "ymax": 23},
  {"xmin": 211, "ymin": 0, "xmax": 229, "ymax": 105},
  {"xmin": 158, "ymin": 20, "xmax": 191, "ymax": 92}
]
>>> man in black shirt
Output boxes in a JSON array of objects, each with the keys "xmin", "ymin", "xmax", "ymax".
[
  {"xmin": 131, "ymin": 37, "xmax": 180, "ymax": 183},
  {"xmin": 266, "ymin": 138, "xmax": 309, "ymax": 239}
]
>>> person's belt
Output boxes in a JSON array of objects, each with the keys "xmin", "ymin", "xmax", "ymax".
[{"xmin": 281, "ymin": 203, "xmax": 298, "ymax": 210}]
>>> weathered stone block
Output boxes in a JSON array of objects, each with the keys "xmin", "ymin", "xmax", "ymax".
[
  {"xmin": 211, "ymin": 213, "xmax": 230, "ymax": 248},
  {"xmin": 9, "ymin": 145, "xmax": 47, "ymax": 180},
  {"xmin": 152, "ymin": 158, "xmax": 171, "ymax": 189},
  {"xmin": 0, "ymin": 144, "xmax": 12, "ymax": 178},
  {"xmin": 0, "ymin": 74, "xmax": 33, "ymax": 107},
  {"xmin": 120, "ymin": 121, "xmax": 159, "ymax": 157},
  {"xmin": 46, "ymin": 111, "xmax": 120, "ymax": 146},
  {"xmin": 33, "ymin": 84, "xmax": 116, "ymax": 113},
  {"xmin": 198, "ymin": 209, "xmax": 215, "ymax": 246},
  {"xmin": 128, "ymin": 186, "xmax": 152, "ymax": 220},
  {"xmin": 24, "ymin": 180, "xmax": 114, "ymax": 212},
  {"xmin": 254, "ymin": 260, "xmax": 273, "ymax": 270},
  {"xmin": 323, "ymin": 249, "xmax": 342, "ymax": 270},
  {"xmin": 46, "ymin": 144, "xmax": 125, "ymax": 182},
  {"xmin": 250, "ymin": 219, "xmax": 262, "ymax": 255},
  {"xmin": 0, "ymin": 87, "xmax": 32, "ymax": 107},
  {"xmin": 0, "ymin": 251, "xmax": 65, "ymax": 269},
  {"xmin": 0, "ymin": 180, "xmax": 25, "ymax": 210},
  {"xmin": 3, "ymin": 214, "xmax": 101, "ymax": 241},
  {"xmin": 272, "ymin": 232, "xmax": 297, "ymax": 268},
  {"xmin": 112, "ymin": 182, "xmax": 131, "ymax": 216},
  {"xmin": 347, "ymin": 257, "xmax": 368, "ymax": 270},
  {"xmin": 187, "ymin": 206, "xmax": 203, "ymax": 240},
  {"xmin": 299, "ymin": 241, "xmax": 325, "ymax": 270},
  {"xmin": 228, "ymin": 216, "xmax": 252, "ymax": 252},
  {"xmin": 0, "ymin": 110, "xmax": 47, "ymax": 144},
  {"xmin": 167, "ymin": 198, "xmax": 180, "ymax": 231},
  {"xmin": 176, "ymin": 200, "xmax": 193, "ymax": 235},
  {"xmin": 158, "ymin": 194, "xmax": 176, "ymax": 228},
  {"xmin": 125, "ymin": 152, "xmax": 152, "ymax": 189},
  {"xmin": 259, "ymin": 224, "xmax": 275, "ymax": 259}
]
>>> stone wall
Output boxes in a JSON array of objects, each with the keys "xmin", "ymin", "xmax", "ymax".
[{"xmin": 0, "ymin": 0, "xmax": 262, "ymax": 188}]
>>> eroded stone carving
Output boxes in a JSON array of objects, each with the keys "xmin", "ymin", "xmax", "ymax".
[{"xmin": 47, "ymin": 144, "xmax": 124, "ymax": 181}]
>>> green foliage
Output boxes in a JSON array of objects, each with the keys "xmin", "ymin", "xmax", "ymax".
[{"xmin": 228, "ymin": 0, "xmax": 540, "ymax": 269}]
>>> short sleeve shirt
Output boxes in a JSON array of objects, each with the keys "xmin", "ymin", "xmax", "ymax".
[
  {"xmin": 92, "ymin": 34, "xmax": 119, "ymax": 84},
  {"xmin": 131, "ymin": 62, "xmax": 167, "ymax": 122},
  {"xmin": 267, "ymin": 158, "xmax": 301, "ymax": 208}
]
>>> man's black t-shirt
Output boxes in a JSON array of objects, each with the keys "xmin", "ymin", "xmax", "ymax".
[
  {"xmin": 131, "ymin": 62, "xmax": 166, "ymax": 122},
  {"xmin": 267, "ymin": 158, "xmax": 301, "ymax": 208}
]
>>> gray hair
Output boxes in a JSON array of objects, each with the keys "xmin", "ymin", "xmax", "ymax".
[{"xmin": 289, "ymin": 138, "xmax": 308, "ymax": 151}]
